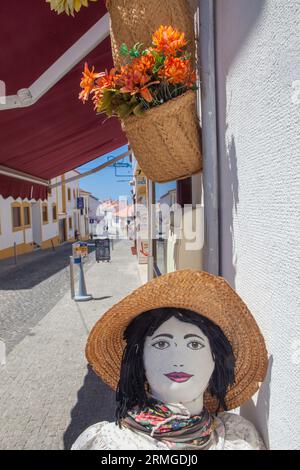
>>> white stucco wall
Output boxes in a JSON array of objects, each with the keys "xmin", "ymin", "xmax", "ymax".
[
  {"xmin": 79, "ymin": 193, "xmax": 89, "ymax": 238},
  {"xmin": 65, "ymin": 171, "xmax": 79, "ymax": 240},
  {"xmin": 41, "ymin": 189, "xmax": 59, "ymax": 242},
  {"xmin": 0, "ymin": 196, "xmax": 33, "ymax": 250},
  {"xmin": 215, "ymin": 0, "xmax": 300, "ymax": 450}
]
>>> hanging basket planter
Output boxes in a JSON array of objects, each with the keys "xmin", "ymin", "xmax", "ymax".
[
  {"xmin": 122, "ymin": 91, "xmax": 202, "ymax": 183},
  {"xmin": 79, "ymin": 24, "xmax": 201, "ymax": 183},
  {"xmin": 106, "ymin": 0, "xmax": 195, "ymax": 68}
]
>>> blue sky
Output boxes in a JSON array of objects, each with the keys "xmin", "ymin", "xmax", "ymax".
[
  {"xmin": 77, "ymin": 144, "xmax": 176, "ymax": 202},
  {"xmin": 77, "ymin": 145, "xmax": 133, "ymax": 201}
]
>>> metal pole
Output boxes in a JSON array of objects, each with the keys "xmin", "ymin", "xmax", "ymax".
[
  {"xmin": 198, "ymin": 0, "xmax": 220, "ymax": 275},
  {"xmin": 51, "ymin": 239, "xmax": 56, "ymax": 252},
  {"xmin": 147, "ymin": 179, "xmax": 155, "ymax": 281},
  {"xmin": 13, "ymin": 242, "xmax": 17, "ymax": 265},
  {"xmin": 69, "ymin": 256, "xmax": 75, "ymax": 299},
  {"xmin": 74, "ymin": 259, "xmax": 93, "ymax": 302}
]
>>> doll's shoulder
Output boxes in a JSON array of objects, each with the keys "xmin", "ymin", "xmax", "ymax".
[
  {"xmin": 216, "ymin": 412, "xmax": 266, "ymax": 450},
  {"xmin": 71, "ymin": 422, "xmax": 110, "ymax": 450},
  {"xmin": 71, "ymin": 421, "xmax": 166, "ymax": 450}
]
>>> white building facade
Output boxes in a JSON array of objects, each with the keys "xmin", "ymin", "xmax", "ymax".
[{"xmin": 0, "ymin": 170, "xmax": 89, "ymax": 260}]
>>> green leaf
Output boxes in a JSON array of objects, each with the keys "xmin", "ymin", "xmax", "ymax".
[
  {"xmin": 119, "ymin": 43, "xmax": 129, "ymax": 56},
  {"xmin": 129, "ymin": 95, "xmax": 138, "ymax": 105},
  {"xmin": 116, "ymin": 103, "xmax": 134, "ymax": 119},
  {"xmin": 133, "ymin": 103, "xmax": 145, "ymax": 117},
  {"xmin": 129, "ymin": 42, "xmax": 143, "ymax": 58}
]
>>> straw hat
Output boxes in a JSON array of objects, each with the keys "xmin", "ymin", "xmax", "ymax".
[{"xmin": 86, "ymin": 270, "xmax": 268, "ymax": 412}]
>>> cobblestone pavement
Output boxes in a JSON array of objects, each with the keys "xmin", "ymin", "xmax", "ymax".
[
  {"xmin": 0, "ymin": 240, "xmax": 141, "ymax": 449},
  {"xmin": 0, "ymin": 242, "xmax": 95, "ymax": 354}
]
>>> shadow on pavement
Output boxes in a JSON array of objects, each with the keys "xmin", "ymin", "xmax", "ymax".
[
  {"xmin": 63, "ymin": 366, "xmax": 116, "ymax": 450},
  {"xmin": 92, "ymin": 296, "xmax": 112, "ymax": 301},
  {"xmin": 0, "ymin": 243, "xmax": 95, "ymax": 291}
]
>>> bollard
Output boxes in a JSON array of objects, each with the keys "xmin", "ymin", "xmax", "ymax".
[
  {"xmin": 69, "ymin": 256, "xmax": 75, "ymax": 299},
  {"xmin": 14, "ymin": 242, "xmax": 17, "ymax": 265},
  {"xmin": 74, "ymin": 259, "xmax": 93, "ymax": 302}
]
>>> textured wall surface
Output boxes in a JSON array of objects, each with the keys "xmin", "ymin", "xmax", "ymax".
[{"xmin": 215, "ymin": 0, "xmax": 300, "ymax": 450}]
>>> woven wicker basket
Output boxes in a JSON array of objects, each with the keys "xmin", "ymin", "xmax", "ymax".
[
  {"xmin": 123, "ymin": 91, "xmax": 202, "ymax": 183},
  {"xmin": 106, "ymin": 0, "xmax": 195, "ymax": 68}
]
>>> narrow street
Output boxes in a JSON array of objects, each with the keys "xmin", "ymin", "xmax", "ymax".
[
  {"xmin": 0, "ymin": 242, "xmax": 95, "ymax": 354},
  {"xmin": 0, "ymin": 241, "xmax": 142, "ymax": 450}
]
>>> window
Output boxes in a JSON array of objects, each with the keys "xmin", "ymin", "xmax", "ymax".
[
  {"xmin": 69, "ymin": 217, "xmax": 73, "ymax": 230},
  {"xmin": 11, "ymin": 202, "xmax": 32, "ymax": 231},
  {"xmin": 68, "ymin": 188, "xmax": 71, "ymax": 201},
  {"xmin": 42, "ymin": 204, "xmax": 48, "ymax": 224},
  {"xmin": 52, "ymin": 204, "xmax": 57, "ymax": 222},
  {"xmin": 23, "ymin": 204, "xmax": 31, "ymax": 228},
  {"xmin": 12, "ymin": 203, "xmax": 22, "ymax": 230}
]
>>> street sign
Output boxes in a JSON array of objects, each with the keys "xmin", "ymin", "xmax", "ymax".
[
  {"xmin": 95, "ymin": 238, "xmax": 111, "ymax": 263},
  {"xmin": 72, "ymin": 242, "xmax": 88, "ymax": 264},
  {"xmin": 77, "ymin": 197, "xmax": 84, "ymax": 210}
]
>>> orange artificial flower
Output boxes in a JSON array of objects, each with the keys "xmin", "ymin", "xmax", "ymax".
[
  {"xmin": 133, "ymin": 52, "xmax": 156, "ymax": 74},
  {"xmin": 159, "ymin": 57, "xmax": 196, "ymax": 86},
  {"xmin": 120, "ymin": 65, "xmax": 158, "ymax": 102},
  {"xmin": 159, "ymin": 57, "xmax": 188, "ymax": 84},
  {"xmin": 91, "ymin": 85, "xmax": 104, "ymax": 110},
  {"xmin": 140, "ymin": 86, "xmax": 155, "ymax": 103},
  {"xmin": 79, "ymin": 62, "xmax": 102, "ymax": 102},
  {"xmin": 121, "ymin": 64, "xmax": 150, "ymax": 89},
  {"xmin": 152, "ymin": 25, "xmax": 187, "ymax": 56}
]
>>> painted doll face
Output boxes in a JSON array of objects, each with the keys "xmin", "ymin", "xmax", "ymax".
[{"xmin": 143, "ymin": 316, "xmax": 215, "ymax": 404}]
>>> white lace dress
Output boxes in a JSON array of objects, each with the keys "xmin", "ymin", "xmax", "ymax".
[{"xmin": 72, "ymin": 413, "xmax": 266, "ymax": 450}]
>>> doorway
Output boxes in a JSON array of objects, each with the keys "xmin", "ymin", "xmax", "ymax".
[
  {"xmin": 59, "ymin": 218, "xmax": 67, "ymax": 244},
  {"xmin": 31, "ymin": 202, "xmax": 42, "ymax": 247}
]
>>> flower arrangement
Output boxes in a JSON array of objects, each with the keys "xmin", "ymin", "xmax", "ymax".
[
  {"xmin": 46, "ymin": 0, "xmax": 98, "ymax": 16},
  {"xmin": 79, "ymin": 26, "xmax": 197, "ymax": 120}
]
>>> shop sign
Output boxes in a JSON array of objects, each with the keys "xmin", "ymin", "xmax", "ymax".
[
  {"xmin": 77, "ymin": 197, "xmax": 84, "ymax": 210},
  {"xmin": 72, "ymin": 242, "xmax": 88, "ymax": 264}
]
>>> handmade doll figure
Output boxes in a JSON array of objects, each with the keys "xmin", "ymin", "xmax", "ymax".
[{"xmin": 72, "ymin": 270, "xmax": 268, "ymax": 450}]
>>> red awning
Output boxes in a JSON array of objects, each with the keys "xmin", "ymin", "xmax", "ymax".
[
  {"xmin": 0, "ymin": 175, "xmax": 47, "ymax": 201},
  {"xmin": 0, "ymin": 0, "xmax": 127, "ymax": 199}
]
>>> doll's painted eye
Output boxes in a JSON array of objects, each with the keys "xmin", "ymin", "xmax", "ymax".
[
  {"xmin": 187, "ymin": 341, "xmax": 204, "ymax": 350},
  {"xmin": 152, "ymin": 340, "xmax": 170, "ymax": 350}
]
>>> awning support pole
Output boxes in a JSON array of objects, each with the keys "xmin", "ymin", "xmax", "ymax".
[
  {"xmin": 0, "ymin": 165, "xmax": 50, "ymax": 186},
  {"xmin": 50, "ymin": 150, "xmax": 132, "ymax": 189},
  {"xmin": 0, "ymin": 14, "xmax": 110, "ymax": 111}
]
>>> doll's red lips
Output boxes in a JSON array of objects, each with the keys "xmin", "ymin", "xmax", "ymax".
[{"xmin": 164, "ymin": 372, "xmax": 194, "ymax": 383}]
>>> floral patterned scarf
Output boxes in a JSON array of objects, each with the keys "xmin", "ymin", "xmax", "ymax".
[{"xmin": 123, "ymin": 402, "xmax": 215, "ymax": 450}]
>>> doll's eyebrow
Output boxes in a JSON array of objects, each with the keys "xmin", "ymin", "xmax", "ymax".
[
  {"xmin": 184, "ymin": 334, "xmax": 205, "ymax": 341},
  {"xmin": 151, "ymin": 334, "xmax": 173, "ymax": 340}
]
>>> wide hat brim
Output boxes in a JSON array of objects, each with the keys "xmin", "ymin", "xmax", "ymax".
[{"xmin": 86, "ymin": 269, "xmax": 268, "ymax": 413}]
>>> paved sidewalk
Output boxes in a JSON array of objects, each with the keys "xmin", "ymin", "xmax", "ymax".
[{"xmin": 0, "ymin": 241, "xmax": 142, "ymax": 450}]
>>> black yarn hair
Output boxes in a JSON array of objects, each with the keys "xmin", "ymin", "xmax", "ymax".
[{"xmin": 115, "ymin": 308, "xmax": 235, "ymax": 426}]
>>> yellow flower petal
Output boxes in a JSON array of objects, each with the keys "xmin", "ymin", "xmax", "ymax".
[{"xmin": 46, "ymin": 0, "xmax": 98, "ymax": 16}]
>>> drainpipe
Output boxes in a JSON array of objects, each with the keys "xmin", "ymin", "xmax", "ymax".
[
  {"xmin": 147, "ymin": 179, "xmax": 155, "ymax": 281},
  {"xmin": 197, "ymin": 0, "xmax": 219, "ymax": 275}
]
